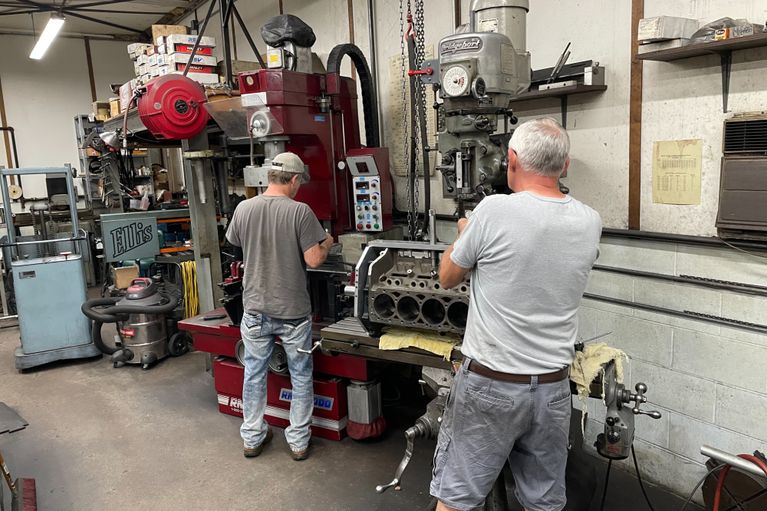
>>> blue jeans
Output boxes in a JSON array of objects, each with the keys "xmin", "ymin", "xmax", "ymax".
[{"xmin": 239, "ymin": 311, "xmax": 314, "ymax": 452}]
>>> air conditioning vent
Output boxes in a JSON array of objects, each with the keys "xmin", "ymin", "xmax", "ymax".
[{"xmin": 724, "ymin": 117, "xmax": 767, "ymax": 154}]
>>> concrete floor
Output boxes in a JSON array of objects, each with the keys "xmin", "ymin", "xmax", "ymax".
[{"xmin": 0, "ymin": 325, "xmax": 702, "ymax": 511}]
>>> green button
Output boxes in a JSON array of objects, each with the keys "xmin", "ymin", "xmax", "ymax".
[{"xmin": 374, "ymin": 224, "xmax": 380, "ymax": 229}]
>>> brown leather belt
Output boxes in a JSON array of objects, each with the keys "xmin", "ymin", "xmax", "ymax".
[{"xmin": 467, "ymin": 359, "xmax": 569, "ymax": 384}]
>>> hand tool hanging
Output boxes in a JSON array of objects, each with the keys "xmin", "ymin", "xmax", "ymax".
[{"xmin": 401, "ymin": 0, "xmax": 430, "ymax": 240}]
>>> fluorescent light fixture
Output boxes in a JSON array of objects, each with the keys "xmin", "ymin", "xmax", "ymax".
[{"xmin": 29, "ymin": 14, "xmax": 65, "ymax": 60}]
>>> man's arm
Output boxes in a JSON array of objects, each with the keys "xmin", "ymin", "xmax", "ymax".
[
  {"xmin": 303, "ymin": 233, "xmax": 334, "ymax": 269},
  {"xmin": 439, "ymin": 218, "xmax": 472, "ymax": 289}
]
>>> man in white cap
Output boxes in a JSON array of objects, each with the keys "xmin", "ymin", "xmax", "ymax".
[{"xmin": 226, "ymin": 151, "xmax": 333, "ymax": 461}]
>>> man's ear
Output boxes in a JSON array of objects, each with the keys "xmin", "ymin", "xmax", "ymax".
[
  {"xmin": 562, "ymin": 157, "xmax": 571, "ymax": 176},
  {"xmin": 508, "ymin": 148, "xmax": 518, "ymax": 173}
]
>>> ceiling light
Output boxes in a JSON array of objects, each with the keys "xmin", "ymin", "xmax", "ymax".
[{"xmin": 29, "ymin": 14, "xmax": 65, "ymax": 60}]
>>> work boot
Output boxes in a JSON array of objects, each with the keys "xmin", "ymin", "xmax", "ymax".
[
  {"xmin": 243, "ymin": 428, "xmax": 273, "ymax": 458},
  {"xmin": 289, "ymin": 441, "xmax": 311, "ymax": 461}
]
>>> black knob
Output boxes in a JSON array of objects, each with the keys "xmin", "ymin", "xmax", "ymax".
[
  {"xmin": 607, "ymin": 430, "xmax": 621, "ymax": 444},
  {"xmin": 606, "ymin": 416, "xmax": 618, "ymax": 426}
]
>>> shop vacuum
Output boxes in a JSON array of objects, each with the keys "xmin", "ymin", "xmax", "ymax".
[{"xmin": 81, "ymin": 277, "xmax": 189, "ymax": 369}]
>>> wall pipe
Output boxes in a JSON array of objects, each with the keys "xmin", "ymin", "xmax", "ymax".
[{"xmin": 0, "ymin": 127, "xmax": 19, "ymax": 168}]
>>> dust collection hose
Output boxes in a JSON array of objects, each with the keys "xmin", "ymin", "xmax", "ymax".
[
  {"xmin": 81, "ymin": 296, "xmax": 180, "ymax": 355},
  {"xmin": 326, "ymin": 43, "xmax": 380, "ymax": 148}
]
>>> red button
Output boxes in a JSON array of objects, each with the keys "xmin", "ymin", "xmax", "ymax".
[
  {"xmin": 357, "ymin": 223, "xmax": 364, "ymax": 229},
  {"xmin": 366, "ymin": 224, "xmax": 371, "ymax": 229}
]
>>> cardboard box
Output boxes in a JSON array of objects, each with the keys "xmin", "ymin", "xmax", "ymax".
[
  {"xmin": 158, "ymin": 34, "xmax": 215, "ymax": 48},
  {"xmin": 127, "ymin": 42, "xmax": 152, "ymax": 59},
  {"xmin": 638, "ymin": 16, "xmax": 698, "ymax": 42},
  {"xmin": 637, "ymin": 38, "xmax": 691, "ymax": 54},
  {"xmin": 170, "ymin": 70, "xmax": 220, "ymax": 85},
  {"xmin": 166, "ymin": 63, "xmax": 217, "ymax": 74},
  {"xmin": 92, "ymin": 101, "xmax": 110, "ymax": 122},
  {"xmin": 157, "ymin": 43, "xmax": 215, "ymax": 56},
  {"xmin": 112, "ymin": 264, "xmax": 139, "ymax": 289},
  {"xmin": 167, "ymin": 52, "xmax": 217, "ymax": 67},
  {"xmin": 119, "ymin": 82, "xmax": 133, "ymax": 111},
  {"xmin": 109, "ymin": 98, "xmax": 120, "ymax": 118},
  {"xmin": 151, "ymin": 24, "xmax": 187, "ymax": 45}
]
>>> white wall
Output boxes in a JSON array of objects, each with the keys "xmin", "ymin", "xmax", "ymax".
[{"xmin": 0, "ymin": 35, "xmax": 134, "ymax": 197}]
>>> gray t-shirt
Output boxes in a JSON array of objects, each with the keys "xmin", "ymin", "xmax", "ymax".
[
  {"xmin": 451, "ymin": 192, "xmax": 602, "ymax": 374},
  {"xmin": 226, "ymin": 195, "xmax": 327, "ymax": 319}
]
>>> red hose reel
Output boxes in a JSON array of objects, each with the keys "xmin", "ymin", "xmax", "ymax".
[{"xmin": 138, "ymin": 75, "xmax": 209, "ymax": 140}]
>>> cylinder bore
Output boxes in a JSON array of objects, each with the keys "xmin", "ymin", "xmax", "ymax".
[
  {"xmin": 447, "ymin": 301, "xmax": 469, "ymax": 329},
  {"xmin": 397, "ymin": 296, "xmax": 420, "ymax": 322},
  {"xmin": 422, "ymin": 298, "xmax": 446, "ymax": 325},
  {"xmin": 373, "ymin": 294, "xmax": 396, "ymax": 319}
]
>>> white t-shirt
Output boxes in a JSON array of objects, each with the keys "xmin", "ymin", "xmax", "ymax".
[{"xmin": 451, "ymin": 192, "xmax": 602, "ymax": 374}]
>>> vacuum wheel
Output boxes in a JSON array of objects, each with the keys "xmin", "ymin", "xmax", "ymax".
[{"xmin": 168, "ymin": 332, "xmax": 191, "ymax": 357}]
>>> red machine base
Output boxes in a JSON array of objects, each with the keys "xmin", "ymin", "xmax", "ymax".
[{"xmin": 214, "ymin": 357, "xmax": 348, "ymax": 441}]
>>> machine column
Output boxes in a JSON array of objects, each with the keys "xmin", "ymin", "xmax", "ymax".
[{"xmin": 182, "ymin": 133, "xmax": 223, "ymax": 313}]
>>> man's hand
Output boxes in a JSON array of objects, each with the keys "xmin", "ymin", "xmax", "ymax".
[{"xmin": 321, "ymin": 232, "xmax": 333, "ymax": 248}]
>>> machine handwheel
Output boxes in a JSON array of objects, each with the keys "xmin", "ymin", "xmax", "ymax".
[{"xmin": 168, "ymin": 332, "xmax": 191, "ymax": 357}]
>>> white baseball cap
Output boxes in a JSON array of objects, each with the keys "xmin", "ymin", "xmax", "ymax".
[{"xmin": 270, "ymin": 152, "xmax": 310, "ymax": 183}]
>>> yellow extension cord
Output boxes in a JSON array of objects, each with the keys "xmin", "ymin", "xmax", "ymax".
[{"xmin": 180, "ymin": 260, "xmax": 199, "ymax": 318}]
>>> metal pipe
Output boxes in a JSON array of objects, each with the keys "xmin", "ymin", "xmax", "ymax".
[
  {"xmin": 701, "ymin": 445, "xmax": 767, "ymax": 479},
  {"xmin": 593, "ymin": 264, "xmax": 767, "ymax": 297},
  {"xmin": 218, "ymin": 0, "xmax": 233, "ymax": 88},
  {"xmin": 0, "ymin": 127, "xmax": 19, "ymax": 167},
  {"xmin": 583, "ymin": 292, "xmax": 767, "ymax": 335},
  {"xmin": 232, "ymin": 5, "xmax": 266, "ymax": 69},
  {"xmin": 601, "ymin": 227, "xmax": 767, "ymax": 253},
  {"xmin": 366, "ymin": 0, "xmax": 383, "ymax": 144},
  {"xmin": 183, "ymin": 0, "xmax": 217, "ymax": 78}
]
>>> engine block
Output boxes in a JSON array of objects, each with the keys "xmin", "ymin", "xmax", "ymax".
[{"xmin": 365, "ymin": 245, "xmax": 469, "ymax": 334}]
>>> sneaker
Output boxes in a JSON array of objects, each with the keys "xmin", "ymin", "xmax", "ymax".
[
  {"xmin": 243, "ymin": 429, "xmax": 273, "ymax": 458},
  {"xmin": 289, "ymin": 441, "xmax": 311, "ymax": 461}
]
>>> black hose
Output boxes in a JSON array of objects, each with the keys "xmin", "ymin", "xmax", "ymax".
[
  {"xmin": 91, "ymin": 320, "xmax": 118, "ymax": 355},
  {"xmin": 81, "ymin": 296, "xmax": 179, "ymax": 323},
  {"xmin": 326, "ymin": 43, "xmax": 380, "ymax": 148}
]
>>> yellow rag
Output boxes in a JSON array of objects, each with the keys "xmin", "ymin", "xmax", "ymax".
[
  {"xmin": 379, "ymin": 328, "xmax": 460, "ymax": 361},
  {"xmin": 570, "ymin": 342, "xmax": 627, "ymax": 435},
  {"xmin": 570, "ymin": 342, "xmax": 626, "ymax": 401}
]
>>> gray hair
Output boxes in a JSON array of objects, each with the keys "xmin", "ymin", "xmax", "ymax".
[
  {"xmin": 508, "ymin": 118, "xmax": 570, "ymax": 177},
  {"xmin": 268, "ymin": 170, "xmax": 296, "ymax": 185}
]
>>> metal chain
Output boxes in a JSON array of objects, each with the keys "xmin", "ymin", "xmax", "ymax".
[
  {"xmin": 412, "ymin": 0, "xmax": 425, "ymax": 228},
  {"xmin": 400, "ymin": 0, "xmax": 413, "ymax": 239}
]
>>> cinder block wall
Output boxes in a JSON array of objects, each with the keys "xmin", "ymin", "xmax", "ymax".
[{"xmin": 577, "ymin": 237, "xmax": 767, "ymax": 498}]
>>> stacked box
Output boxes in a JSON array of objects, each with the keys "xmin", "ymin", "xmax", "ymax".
[{"xmin": 125, "ymin": 33, "xmax": 220, "ymax": 90}]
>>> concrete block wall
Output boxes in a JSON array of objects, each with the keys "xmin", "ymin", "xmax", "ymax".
[{"xmin": 576, "ymin": 236, "xmax": 767, "ymax": 499}]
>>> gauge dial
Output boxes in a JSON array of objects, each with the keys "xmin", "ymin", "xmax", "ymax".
[{"xmin": 442, "ymin": 66, "xmax": 470, "ymax": 97}]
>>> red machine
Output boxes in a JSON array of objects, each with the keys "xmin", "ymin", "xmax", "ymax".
[
  {"xmin": 237, "ymin": 43, "xmax": 393, "ymax": 236},
  {"xmin": 178, "ymin": 309, "xmax": 375, "ymax": 441},
  {"xmin": 138, "ymin": 74, "xmax": 209, "ymax": 140}
]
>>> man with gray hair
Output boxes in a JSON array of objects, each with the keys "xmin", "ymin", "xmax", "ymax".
[
  {"xmin": 431, "ymin": 118, "xmax": 602, "ymax": 511},
  {"xmin": 226, "ymin": 151, "xmax": 333, "ymax": 461}
]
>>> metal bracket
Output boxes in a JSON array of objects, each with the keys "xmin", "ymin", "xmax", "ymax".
[{"xmin": 720, "ymin": 50, "xmax": 733, "ymax": 113}]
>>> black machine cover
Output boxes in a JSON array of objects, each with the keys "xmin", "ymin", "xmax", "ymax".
[{"xmin": 260, "ymin": 14, "xmax": 316, "ymax": 48}]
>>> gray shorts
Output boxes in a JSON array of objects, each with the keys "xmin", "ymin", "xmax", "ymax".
[{"xmin": 430, "ymin": 359, "xmax": 572, "ymax": 511}]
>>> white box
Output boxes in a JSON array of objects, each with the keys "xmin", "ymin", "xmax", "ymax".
[
  {"xmin": 148, "ymin": 54, "xmax": 158, "ymax": 66},
  {"xmin": 158, "ymin": 34, "xmax": 216, "ymax": 48},
  {"xmin": 156, "ymin": 54, "xmax": 166, "ymax": 66},
  {"xmin": 638, "ymin": 16, "xmax": 698, "ymax": 42},
  {"xmin": 150, "ymin": 66, "xmax": 160, "ymax": 77},
  {"xmin": 138, "ymin": 63, "xmax": 148, "ymax": 75},
  {"xmin": 167, "ymin": 52, "xmax": 217, "ymax": 67},
  {"xmin": 172, "ymin": 71, "xmax": 219, "ymax": 85},
  {"xmin": 137, "ymin": 54, "xmax": 148, "ymax": 65},
  {"xmin": 638, "ymin": 38, "xmax": 691, "ymax": 54}
]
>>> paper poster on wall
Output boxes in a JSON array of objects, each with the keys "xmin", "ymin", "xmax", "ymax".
[{"xmin": 652, "ymin": 139, "xmax": 702, "ymax": 205}]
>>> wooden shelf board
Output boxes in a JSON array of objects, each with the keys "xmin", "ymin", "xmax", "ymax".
[{"xmin": 637, "ymin": 32, "xmax": 767, "ymax": 62}]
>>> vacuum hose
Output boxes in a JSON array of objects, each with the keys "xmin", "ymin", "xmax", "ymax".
[
  {"xmin": 326, "ymin": 43, "xmax": 380, "ymax": 148},
  {"xmin": 81, "ymin": 296, "xmax": 180, "ymax": 355}
]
